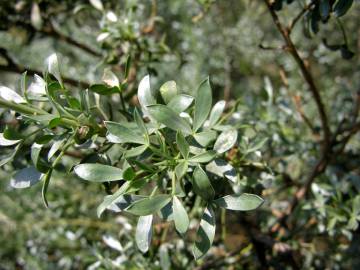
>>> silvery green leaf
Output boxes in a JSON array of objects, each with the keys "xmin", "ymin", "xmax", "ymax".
[
  {"xmin": 10, "ymin": 167, "xmax": 43, "ymax": 189},
  {"xmin": 173, "ymin": 196, "xmax": 189, "ymax": 234},
  {"xmin": 0, "ymin": 86, "xmax": 26, "ymax": 104},
  {"xmin": 192, "ymin": 206, "xmax": 216, "ymax": 260},
  {"xmin": 138, "ymin": 75, "xmax": 156, "ymax": 115},
  {"xmin": 214, "ymin": 194, "xmax": 264, "ymax": 211},
  {"xmin": 160, "ymin": 81, "xmax": 178, "ymax": 104},
  {"xmin": 136, "ymin": 215, "xmax": 153, "ymax": 253},
  {"xmin": 74, "ymin": 163, "xmax": 123, "ymax": 182},
  {"xmin": 159, "ymin": 244, "xmax": 171, "ymax": 270},
  {"xmin": 175, "ymin": 161, "xmax": 188, "ymax": 180},
  {"xmin": 31, "ymin": 2, "xmax": 43, "ymax": 30},
  {"xmin": 0, "ymin": 144, "xmax": 21, "ymax": 167},
  {"xmin": 89, "ymin": 0, "xmax": 104, "ymax": 10},
  {"xmin": 102, "ymin": 68, "xmax": 119, "ymax": 87},
  {"xmin": 193, "ymin": 130, "xmax": 217, "ymax": 147},
  {"xmin": 48, "ymin": 138, "xmax": 65, "ymax": 160},
  {"xmin": 167, "ymin": 94, "xmax": 194, "ymax": 114},
  {"xmin": 189, "ymin": 150, "xmax": 217, "ymax": 163},
  {"xmin": 28, "ymin": 74, "xmax": 46, "ymax": 96},
  {"xmin": 192, "ymin": 166, "xmax": 215, "ymax": 201},
  {"xmin": 176, "ymin": 131, "xmax": 189, "ymax": 158},
  {"xmin": 208, "ymin": 100, "xmax": 225, "ymax": 127},
  {"xmin": 97, "ymin": 181, "xmax": 131, "ymax": 217},
  {"xmin": 193, "ymin": 77, "xmax": 212, "ymax": 132},
  {"xmin": 46, "ymin": 53, "xmax": 62, "ymax": 86},
  {"xmin": 134, "ymin": 108, "xmax": 148, "ymax": 136},
  {"xmin": 103, "ymin": 235, "xmax": 123, "ymax": 252},
  {"xmin": 0, "ymin": 133, "xmax": 21, "ymax": 146},
  {"xmin": 124, "ymin": 145, "xmax": 148, "ymax": 158},
  {"xmin": 126, "ymin": 195, "xmax": 171, "ymax": 216},
  {"xmin": 147, "ymin": 105, "xmax": 192, "ymax": 135},
  {"xmin": 105, "ymin": 121, "xmax": 146, "ymax": 144},
  {"xmin": 214, "ymin": 129, "xmax": 238, "ymax": 153},
  {"xmin": 206, "ymin": 159, "xmax": 237, "ymax": 183},
  {"xmin": 106, "ymin": 194, "xmax": 145, "ymax": 213}
]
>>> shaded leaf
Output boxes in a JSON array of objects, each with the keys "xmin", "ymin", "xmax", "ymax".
[
  {"xmin": 10, "ymin": 167, "xmax": 43, "ymax": 189},
  {"xmin": 126, "ymin": 194, "xmax": 171, "ymax": 216},
  {"xmin": 334, "ymin": 0, "xmax": 353, "ymax": 17},
  {"xmin": 193, "ymin": 206, "xmax": 216, "ymax": 260},
  {"xmin": 193, "ymin": 77, "xmax": 212, "ymax": 132},
  {"xmin": 176, "ymin": 131, "xmax": 189, "ymax": 158},
  {"xmin": 192, "ymin": 166, "xmax": 215, "ymax": 201},
  {"xmin": 148, "ymin": 105, "xmax": 192, "ymax": 135}
]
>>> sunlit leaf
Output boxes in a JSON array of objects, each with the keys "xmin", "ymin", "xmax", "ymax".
[
  {"xmin": 0, "ymin": 133, "xmax": 21, "ymax": 146},
  {"xmin": 46, "ymin": 53, "xmax": 62, "ymax": 86},
  {"xmin": 167, "ymin": 94, "xmax": 194, "ymax": 114},
  {"xmin": 138, "ymin": 75, "xmax": 156, "ymax": 115},
  {"xmin": 136, "ymin": 215, "xmax": 153, "ymax": 253},
  {"xmin": 160, "ymin": 81, "xmax": 178, "ymax": 104},
  {"xmin": 173, "ymin": 196, "xmax": 189, "ymax": 234},
  {"xmin": 208, "ymin": 100, "xmax": 225, "ymax": 127},
  {"xmin": 193, "ymin": 130, "xmax": 217, "ymax": 147},
  {"xmin": 0, "ymin": 86, "xmax": 26, "ymax": 104},
  {"xmin": 214, "ymin": 129, "xmax": 238, "ymax": 153},
  {"xmin": 74, "ymin": 163, "xmax": 123, "ymax": 182},
  {"xmin": 105, "ymin": 121, "xmax": 146, "ymax": 144},
  {"xmin": 206, "ymin": 159, "xmax": 237, "ymax": 183},
  {"xmin": 214, "ymin": 194, "xmax": 264, "ymax": 211}
]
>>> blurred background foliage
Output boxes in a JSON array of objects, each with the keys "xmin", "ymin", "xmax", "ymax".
[{"xmin": 0, "ymin": 0, "xmax": 359, "ymax": 269}]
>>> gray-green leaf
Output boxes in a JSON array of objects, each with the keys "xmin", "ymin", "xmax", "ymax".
[
  {"xmin": 193, "ymin": 206, "xmax": 216, "ymax": 260},
  {"xmin": 10, "ymin": 166, "xmax": 43, "ymax": 189},
  {"xmin": 105, "ymin": 121, "xmax": 146, "ymax": 144},
  {"xmin": 175, "ymin": 161, "xmax": 188, "ymax": 180},
  {"xmin": 126, "ymin": 194, "xmax": 172, "ymax": 216},
  {"xmin": 167, "ymin": 94, "xmax": 194, "ymax": 114},
  {"xmin": 189, "ymin": 150, "xmax": 217, "ymax": 163},
  {"xmin": 74, "ymin": 163, "xmax": 123, "ymax": 182},
  {"xmin": 214, "ymin": 129, "xmax": 238, "ymax": 153},
  {"xmin": 193, "ymin": 130, "xmax": 217, "ymax": 147},
  {"xmin": 214, "ymin": 194, "xmax": 264, "ymax": 211},
  {"xmin": 208, "ymin": 100, "xmax": 225, "ymax": 127},
  {"xmin": 136, "ymin": 215, "xmax": 153, "ymax": 253},
  {"xmin": 148, "ymin": 105, "xmax": 192, "ymax": 135},
  {"xmin": 176, "ymin": 131, "xmax": 189, "ymax": 158},
  {"xmin": 192, "ymin": 166, "xmax": 215, "ymax": 201},
  {"xmin": 206, "ymin": 159, "xmax": 237, "ymax": 183},
  {"xmin": 193, "ymin": 77, "xmax": 212, "ymax": 132},
  {"xmin": 160, "ymin": 81, "xmax": 178, "ymax": 104},
  {"xmin": 138, "ymin": 75, "xmax": 156, "ymax": 115},
  {"xmin": 173, "ymin": 196, "xmax": 189, "ymax": 234}
]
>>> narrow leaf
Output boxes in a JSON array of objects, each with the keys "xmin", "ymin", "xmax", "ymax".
[
  {"xmin": 105, "ymin": 121, "xmax": 146, "ymax": 144},
  {"xmin": 126, "ymin": 195, "xmax": 171, "ymax": 216},
  {"xmin": 173, "ymin": 196, "xmax": 189, "ymax": 234},
  {"xmin": 46, "ymin": 53, "xmax": 62, "ymax": 86},
  {"xmin": 74, "ymin": 163, "xmax": 123, "ymax": 182},
  {"xmin": 136, "ymin": 215, "xmax": 153, "ymax": 253},
  {"xmin": 147, "ymin": 105, "xmax": 192, "ymax": 135},
  {"xmin": 193, "ymin": 206, "xmax": 216, "ymax": 260},
  {"xmin": 208, "ymin": 100, "xmax": 226, "ymax": 127},
  {"xmin": 193, "ymin": 77, "xmax": 212, "ymax": 131},
  {"xmin": 189, "ymin": 150, "xmax": 217, "ymax": 163},
  {"xmin": 214, "ymin": 194, "xmax": 264, "ymax": 211},
  {"xmin": 192, "ymin": 166, "xmax": 215, "ymax": 201},
  {"xmin": 0, "ymin": 86, "xmax": 26, "ymax": 104},
  {"xmin": 176, "ymin": 131, "xmax": 189, "ymax": 158}
]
